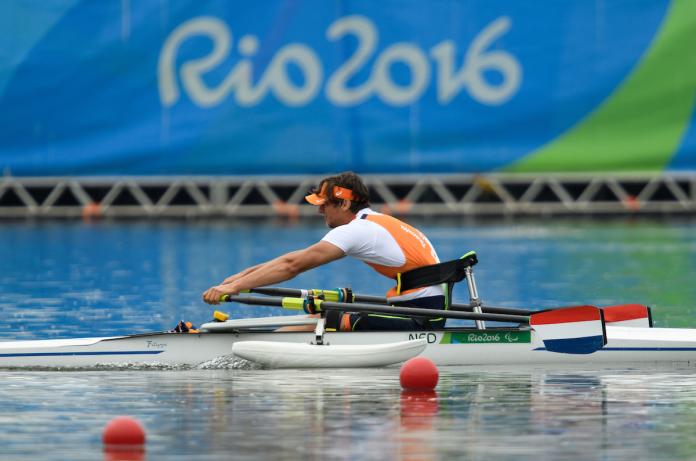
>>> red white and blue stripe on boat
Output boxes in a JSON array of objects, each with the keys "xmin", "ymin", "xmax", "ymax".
[
  {"xmin": 602, "ymin": 304, "xmax": 652, "ymax": 328},
  {"xmin": 530, "ymin": 306, "xmax": 607, "ymax": 354}
]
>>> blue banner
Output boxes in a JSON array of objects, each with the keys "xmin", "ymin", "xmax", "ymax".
[{"xmin": 0, "ymin": 0, "xmax": 694, "ymax": 175}]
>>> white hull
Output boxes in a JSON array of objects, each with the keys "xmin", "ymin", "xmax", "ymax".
[
  {"xmin": 232, "ymin": 339, "xmax": 427, "ymax": 368},
  {"xmin": 2, "ymin": 326, "xmax": 696, "ymax": 368}
]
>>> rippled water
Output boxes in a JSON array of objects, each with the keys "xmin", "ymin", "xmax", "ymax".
[
  {"xmin": 4, "ymin": 366, "xmax": 696, "ymax": 460},
  {"xmin": 1, "ymin": 217, "xmax": 696, "ymax": 460}
]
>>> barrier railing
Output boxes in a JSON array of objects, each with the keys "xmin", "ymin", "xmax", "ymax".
[{"xmin": 0, "ymin": 174, "xmax": 694, "ymax": 218}]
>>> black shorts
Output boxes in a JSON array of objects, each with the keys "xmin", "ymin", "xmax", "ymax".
[{"xmin": 325, "ymin": 295, "xmax": 446, "ymax": 331}]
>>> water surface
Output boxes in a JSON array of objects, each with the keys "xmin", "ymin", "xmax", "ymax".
[
  {"xmin": 4, "ymin": 366, "xmax": 696, "ymax": 460},
  {"xmin": 1, "ymin": 217, "xmax": 695, "ymax": 460}
]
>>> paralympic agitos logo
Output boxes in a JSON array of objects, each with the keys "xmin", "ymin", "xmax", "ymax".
[{"xmin": 158, "ymin": 15, "xmax": 522, "ymax": 109}]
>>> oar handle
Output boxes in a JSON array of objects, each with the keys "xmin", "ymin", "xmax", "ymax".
[
  {"xmin": 221, "ymin": 294, "xmax": 304, "ymax": 310},
  {"xmin": 245, "ymin": 287, "xmax": 370, "ymax": 303}
]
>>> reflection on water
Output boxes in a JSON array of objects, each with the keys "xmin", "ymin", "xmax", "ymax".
[{"xmin": 3, "ymin": 366, "xmax": 696, "ymax": 460}]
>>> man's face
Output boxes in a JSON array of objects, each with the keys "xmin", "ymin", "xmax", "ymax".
[{"xmin": 319, "ymin": 201, "xmax": 351, "ymax": 228}]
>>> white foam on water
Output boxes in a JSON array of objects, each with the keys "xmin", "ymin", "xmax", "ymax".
[
  {"xmin": 0, "ymin": 355, "xmax": 260, "ymax": 371},
  {"xmin": 196, "ymin": 355, "xmax": 260, "ymax": 370}
]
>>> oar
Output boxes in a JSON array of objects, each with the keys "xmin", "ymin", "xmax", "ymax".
[
  {"xmin": 244, "ymin": 287, "xmax": 652, "ymax": 323},
  {"xmin": 224, "ymin": 294, "xmax": 530, "ymax": 324},
  {"xmin": 221, "ymin": 294, "xmax": 607, "ymax": 355},
  {"xmin": 243, "ymin": 286, "xmax": 532, "ymax": 316}
]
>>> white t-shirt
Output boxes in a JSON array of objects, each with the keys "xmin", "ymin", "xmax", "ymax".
[{"xmin": 322, "ymin": 208, "xmax": 444, "ymax": 301}]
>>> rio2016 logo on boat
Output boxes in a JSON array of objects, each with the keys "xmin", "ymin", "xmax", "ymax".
[
  {"xmin": 440, "ymin": 331, "xmax": 531, "ymax": 344},
  {"xmin": 158, "ymin": 15, "xmax": 522, "ymax": 109}
]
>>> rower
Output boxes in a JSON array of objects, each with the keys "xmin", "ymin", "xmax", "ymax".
[{"xmin": 202, "ymin": 171, "xmax": 450, "ymax": 331}]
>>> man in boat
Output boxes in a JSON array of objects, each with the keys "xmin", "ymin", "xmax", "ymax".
[{"xmin": 202, "ymin": 171, "xmax": 446, "ymax": 331}]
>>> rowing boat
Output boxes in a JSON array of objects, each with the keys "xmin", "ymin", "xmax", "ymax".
[
  {"xmin": 2, "ymin": 303, "xmax": 696, "ymax": 369},
  {"xmin": 2, "ymin": 315, "xmax": 696, "ymax": 369},
  {"xmin": 2, "ymin": 253, "xmax": 694, "ymax": 369}
]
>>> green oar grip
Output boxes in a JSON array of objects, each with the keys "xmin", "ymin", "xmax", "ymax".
[
  {"xmin": 281, "ymin": 297, "xmax": 324, "ymax": 313},
  {"xmin": 281, "ymin": 297, "xmax": 305, "ymax": 310},
  {"xmin": 314, "ymin": 289, "xmax": 341, "ymax": 302}
]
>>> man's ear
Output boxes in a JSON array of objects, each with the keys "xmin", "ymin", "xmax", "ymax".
[{"xmin": 341, "ymin": 199, "xmax": 351, "ymax": 211}]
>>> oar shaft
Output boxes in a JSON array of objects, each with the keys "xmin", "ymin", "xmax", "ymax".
[
  {"xmin": 247, "ymin": 287, "xmax": 301, "ymax": 297},
  {"xmin": 247, "ymin": 287, "xmax": 533, "ymax": 316},
  {"xmin": 224, "ymin": 294, "xmax": 529, "ymax": 324},
  {"xmin": 319, "ymin": 300, "xmax": 529, "ymax": 324},
  {"xmin": 454, "ymin": 304, "xmax": 531, "ymax": 316}
]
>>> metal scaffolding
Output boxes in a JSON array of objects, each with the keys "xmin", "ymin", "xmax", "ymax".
[{"xmin": 0, "ymin": 173, "xmax": 695, "ymax": 218}]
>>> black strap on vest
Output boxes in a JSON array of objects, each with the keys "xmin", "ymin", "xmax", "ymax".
[{"xmin": 397, "ymin": 251, "xmax": 478, "ymax": 307}]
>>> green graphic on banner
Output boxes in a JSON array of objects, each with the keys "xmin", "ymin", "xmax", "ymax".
[
  {"xmin": 442, "ymin": 330, "xmax": 531, "ymax": 344},
  {"xmin": 507, "ymin": 0, "xmax": 696, "ymax": 172}
]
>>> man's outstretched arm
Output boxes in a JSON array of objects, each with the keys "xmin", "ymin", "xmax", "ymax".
[{"xmin": 202, "ymin": 241, "xmax": 345, "ymax": 304}]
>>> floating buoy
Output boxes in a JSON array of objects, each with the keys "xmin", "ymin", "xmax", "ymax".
[
  {"xmin": 272, "ymin": 200, "xmax": 300, "ymax": 219},
  {"xmin": 399, "ymin": 357, "xmax": 439, "ymax": 390},
  {"xmin": 102, "ymin": 416, "xmax": 146, "ymax": 448},
  {"xmin": 624, "ymin": 195, "xmax": 641, "ymax": 211},
  {"xmin": 81, "ymin": 201, "xmax": 102, "ymax": 221}
]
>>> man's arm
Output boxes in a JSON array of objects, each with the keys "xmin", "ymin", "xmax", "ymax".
[
  {"xmin": 202, "ymin": 241, "xmax": 345, "ymax": 304},
  {"xmin": 220, "ymin": 262, "xmax": 264, "ymax": 285}
]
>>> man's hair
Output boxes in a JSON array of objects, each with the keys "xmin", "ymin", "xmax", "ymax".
[{"xmin": 318, "ymin": 171, "xmax": 371, "ymax": 213}]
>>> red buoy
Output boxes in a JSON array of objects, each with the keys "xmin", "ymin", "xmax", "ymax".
[
  {"xmin": 102, "ymin": 416, "xmax": 146, "ymax": 448},
  {"xmin": 399, "ymin": 357, "xmax": 439, "ymax": 390}
]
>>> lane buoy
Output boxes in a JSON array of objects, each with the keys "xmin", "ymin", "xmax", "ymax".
[
  {"xmin": 81, "ymin": 201, "xmax": 102, "ymax": 221},
  {"xmin": 399, "ymin": 357, "xmax": 439, "ymax": 390},
  {"xmin": 102, "ymin": 416, "xmax": 146, "ymax": 448}
]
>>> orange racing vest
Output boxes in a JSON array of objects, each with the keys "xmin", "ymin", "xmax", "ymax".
[{"xmin": 361, "ymin": 213, "xmax": 439, "ymax": 298}]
